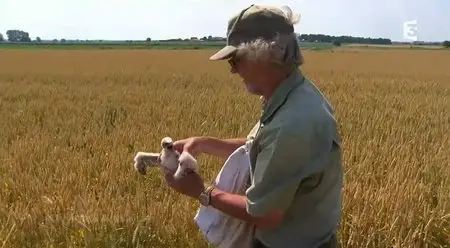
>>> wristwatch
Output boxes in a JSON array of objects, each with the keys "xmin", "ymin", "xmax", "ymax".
[{"xmin": 199, "ymin": 184, "xmax": 215, "ymax": 206}]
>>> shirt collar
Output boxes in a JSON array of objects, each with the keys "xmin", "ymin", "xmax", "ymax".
[{"xmin": 260, "ymin": 68, "xmax": 305, "ymax": 124}]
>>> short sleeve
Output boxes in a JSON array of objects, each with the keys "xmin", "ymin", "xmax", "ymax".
[{"xmin": 245, "ymin": 119, "xmax": 334, "ymax": 217}]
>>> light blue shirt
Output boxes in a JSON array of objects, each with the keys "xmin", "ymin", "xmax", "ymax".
[{"xmin": 245, "ymin": 68, "xmax": 343, "ymax": 247}]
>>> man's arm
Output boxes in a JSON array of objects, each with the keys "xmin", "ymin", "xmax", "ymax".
[
  {"xmin": 197, "ymin": 121, "xmax": 260, "ymax": 159},
  {"xmin": 198, "ymin": 137, "xmax": 246, "ymax": 159},
  {"xmin": 206, "ymin": 121, "xmax": 328, "ymax": 229},
  {"xmin": 209, "ymin": 187, "xmax": 284, "ymax": 230}
]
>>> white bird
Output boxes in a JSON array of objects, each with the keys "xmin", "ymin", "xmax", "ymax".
[{"xmin": 133, "ymin": 137, "xmax": 198, "ymax": 179}]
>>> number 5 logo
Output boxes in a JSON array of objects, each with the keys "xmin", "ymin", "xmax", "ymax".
[{"xmin": 403, "ymin": 20, "xmax": 418, "ymax": 41}]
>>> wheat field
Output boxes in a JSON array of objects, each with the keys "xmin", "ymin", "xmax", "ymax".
[{"xmin": 0, "ymin": 48, "xmax": 449, "ymax": 248}]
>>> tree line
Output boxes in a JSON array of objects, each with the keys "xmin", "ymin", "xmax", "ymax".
[
  {"xmin": 1, "ymin": 29, "xmax": 449, "ymax": 48},
  {"xmin": 298, "ymin": 34, "xmax": 392, "ymax": 45}
]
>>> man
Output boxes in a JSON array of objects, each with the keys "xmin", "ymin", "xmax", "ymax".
[{"xmin": 162, "ymin": 4, "xmax": 343, "ymax": 248}]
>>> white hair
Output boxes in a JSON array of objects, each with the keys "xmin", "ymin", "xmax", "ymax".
[{"xmin": 235, "ymin": 6, "xmax": 304, "ymax": 68}]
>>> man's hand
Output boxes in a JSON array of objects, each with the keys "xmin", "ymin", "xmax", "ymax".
[
  {"xmin": 162, "ymin": 168, "xmax": 205, "ymax": 199},
  {"xmin": 160, "ymin": 168, "xmax": 284, "ymax": 230},
  {"xmin": 172, "ymin": 137, "xmax": 204, "ymax": 157}
]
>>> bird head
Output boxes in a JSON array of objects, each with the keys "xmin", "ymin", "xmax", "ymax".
[{"xmin": 161, "ymin": 137, "xmax": 174, "ymax": 150}]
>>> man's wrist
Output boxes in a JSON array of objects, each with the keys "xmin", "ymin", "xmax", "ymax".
[
  {"xmin": 198, "ymin": 184, "xmax": 215, "ymax": 206},
  {"xmin": 194, "ymin": 136, "xmax": 208, "ymax": 155}
]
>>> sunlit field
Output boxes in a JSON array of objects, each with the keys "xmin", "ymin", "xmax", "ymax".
[{"xmin": 0, "ymin": 48, "xmax": 449, "ymax": 247}]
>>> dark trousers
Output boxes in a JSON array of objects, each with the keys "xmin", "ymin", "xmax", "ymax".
[{"xmin": 252, "ymin": 233, "xmax": 338, "ymax": 248}]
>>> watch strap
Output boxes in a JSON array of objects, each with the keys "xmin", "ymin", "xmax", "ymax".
[{"xmin": 199, "ymin": 184, "xmax": 215, "ymax": 206}]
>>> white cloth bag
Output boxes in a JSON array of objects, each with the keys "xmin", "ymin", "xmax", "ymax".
[{"xmin": 193, "ymin": 140, "xmax": 255, "ymax": 248}]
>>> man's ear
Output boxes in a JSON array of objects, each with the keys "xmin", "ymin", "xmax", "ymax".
[{"xmin": 134, "ymin": 152, "xmax": 161, "ymax": 166}]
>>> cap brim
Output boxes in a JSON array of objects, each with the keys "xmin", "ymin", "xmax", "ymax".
[{"xmin": 209, "ymin": 45, "xmax": 237, "ymax": 60}]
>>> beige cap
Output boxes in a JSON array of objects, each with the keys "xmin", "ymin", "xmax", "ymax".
[{"xmin": 210, "ymin": 4, "xmax": 296, "ymax": 60}]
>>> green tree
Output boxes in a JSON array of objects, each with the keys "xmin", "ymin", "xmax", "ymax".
[
  {"xmin": 332, "ymin": 40, "xmax": 341, "ymax": 46},
  {"xmin": 443, "ymin": 41, "xmax": 450, "ymax": 48},
  {"xmin": 0, "ymin": 33, "xmax": 4, "ymax": 42},
  {"xmin": 6, "ymin": 29, "xmax": 31, "ymax": 42}
]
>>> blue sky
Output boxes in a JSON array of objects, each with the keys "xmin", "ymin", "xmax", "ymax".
[{"xmin": 0, "ymin": 0, "xmax": 449, "ymax": 42}]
